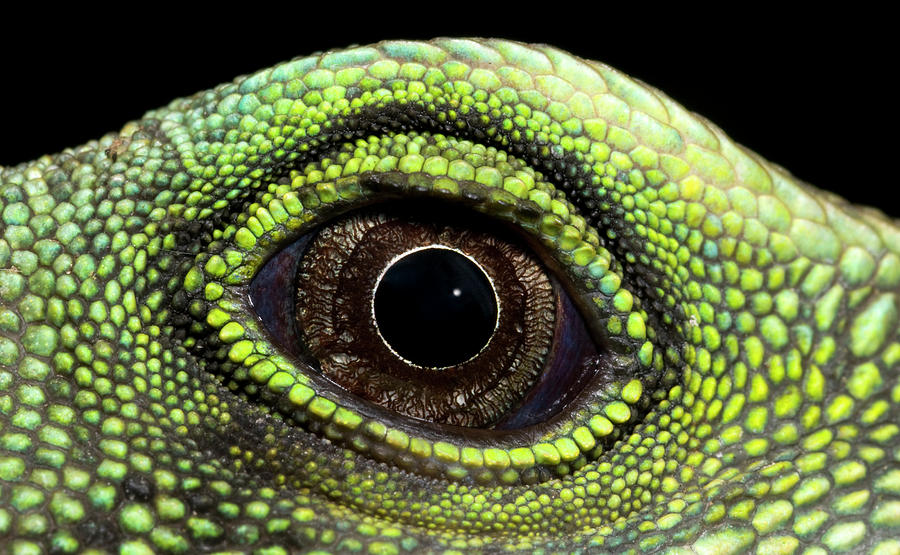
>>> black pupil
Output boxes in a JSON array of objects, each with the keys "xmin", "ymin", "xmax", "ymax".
[{"xmin": 373, "ymin": 248, "xmax": 498, "ymax": 368}]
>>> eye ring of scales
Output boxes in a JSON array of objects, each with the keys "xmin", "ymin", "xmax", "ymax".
[{"xmin": 1, "ymin": 39, "xmax": 898, "ymax": 554}]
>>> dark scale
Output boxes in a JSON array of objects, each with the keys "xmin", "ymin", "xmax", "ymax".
[
  {"xmin": 122, "ymin": 474, "xmax": 155, "ymax": 501},
  {"xmin": 373, "ymin": 247, "xmax": 498, "ymax": 368}
]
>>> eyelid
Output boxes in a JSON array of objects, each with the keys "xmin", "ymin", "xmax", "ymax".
[{"xmin": 189, "ymin": 132, "xmax": 659, "ymax": 484}]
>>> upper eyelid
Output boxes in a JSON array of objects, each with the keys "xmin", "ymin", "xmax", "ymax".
[{"xmin": 228, "ymin": 133, "xmax": 598, "ymax": 281}]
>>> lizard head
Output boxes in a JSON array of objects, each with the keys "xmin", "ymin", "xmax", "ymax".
[{"xmin": 1, "ymin": 38, "xmax": 898, "ymax": 552}]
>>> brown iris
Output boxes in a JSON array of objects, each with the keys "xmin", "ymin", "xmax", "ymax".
[{"xmin": 295, "ymin": 212, "xmax": 556, "ymax": 427}]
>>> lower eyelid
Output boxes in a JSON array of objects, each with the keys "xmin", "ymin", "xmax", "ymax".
[{"xmin": 189, "ymin": 131, "xmax": 659, "ymax": 485}]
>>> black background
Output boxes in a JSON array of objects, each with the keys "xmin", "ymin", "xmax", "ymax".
[{"xmin": 2, "ymin": 11, "xmax": 893, "ymax": 216}]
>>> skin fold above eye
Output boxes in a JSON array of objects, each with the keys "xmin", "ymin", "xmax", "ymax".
[{"xmin": 1, "ymin": 34, "xmax": 898, "ymax": 555}]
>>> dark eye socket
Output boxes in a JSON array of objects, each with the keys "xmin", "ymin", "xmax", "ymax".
[{"xmin": 249, "ymin": 203, "xmax": 600, "ymax": 430}]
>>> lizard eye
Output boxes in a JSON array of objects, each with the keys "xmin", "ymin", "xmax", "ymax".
[
  {"xmin": 249, "ymin": 206, "xmax": 599, "ymax": 429},
  {"xmin": 198, "ymin": 131, "xmax": 658, "ymax": 484}
]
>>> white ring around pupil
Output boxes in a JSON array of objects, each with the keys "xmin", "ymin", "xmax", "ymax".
[{"xmin": 370, "ymin": 244, "xmax": 501, "ymax": 370}]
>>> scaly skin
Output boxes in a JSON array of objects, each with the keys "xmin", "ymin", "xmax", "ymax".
[{"xmin": 1, "ymin": 39, "xmax": 898, "ymax": 554}]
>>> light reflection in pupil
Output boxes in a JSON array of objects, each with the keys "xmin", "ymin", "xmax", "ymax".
[{"xmin": 373, "ymin": 247, "xmax": 498, "ymax": 368}]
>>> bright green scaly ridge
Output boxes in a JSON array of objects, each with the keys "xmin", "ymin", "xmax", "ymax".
[{"xmin": 1, "ymin": 39, "xmax": 899, "ymax": 553}]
